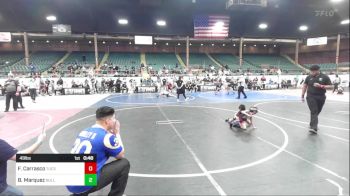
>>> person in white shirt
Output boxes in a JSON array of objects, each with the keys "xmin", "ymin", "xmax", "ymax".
[
  {"xmin": 333, "ymin": 74, "xmax": 341, "ymax": 93},
  {"xmin": 28, "ymin": 76, "xmax": 38, "ymax": 103}
]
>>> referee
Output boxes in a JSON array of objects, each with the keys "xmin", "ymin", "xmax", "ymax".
[
  {"xmin": 3, "ymin": 73, "xmax": 19, "ymax": 112},
  {"xmin": 236, "ymin": 81, "xmax": 247, "ymax": 99},
  {"xmin": 301, "ymin": 65, "xmax": 333, "ymax": 134},
  {"xmin": 176, "ymin": 76, "xmax": 188, "ymax": 102}
]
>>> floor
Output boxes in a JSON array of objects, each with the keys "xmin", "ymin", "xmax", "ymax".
[{"xmin": 1, "ymin": 89, "xmax": 349, "ymax": 195}]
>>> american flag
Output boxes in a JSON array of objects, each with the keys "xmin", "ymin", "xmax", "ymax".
[{"xmin": 194, "ymin": 15, "xmax": 230, "ymax": 38}]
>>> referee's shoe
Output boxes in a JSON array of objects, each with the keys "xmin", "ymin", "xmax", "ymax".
[{"xmin": 309, "ymin": 127, "xmax": 318, "ymax": 134}]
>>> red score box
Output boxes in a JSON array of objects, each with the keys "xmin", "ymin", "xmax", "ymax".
[{"xmin": 85, "ymin": 162, "xmax": 96, "ymax": 174}]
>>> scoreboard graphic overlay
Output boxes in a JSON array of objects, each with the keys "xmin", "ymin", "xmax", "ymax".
[{"xmin": 16, "ymin": 154, "xmax": 97, "ymax": 186}]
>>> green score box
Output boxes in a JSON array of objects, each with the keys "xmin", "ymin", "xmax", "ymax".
[{"xmin": 85, "ymin": 174, "xmax": 97, "ymax": 186}]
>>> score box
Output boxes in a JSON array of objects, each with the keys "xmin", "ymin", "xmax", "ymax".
[{"xmin": 16, "ymin": 154, "xmax": 97, "ymax": 186}]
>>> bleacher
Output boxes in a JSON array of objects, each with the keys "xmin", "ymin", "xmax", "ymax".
[
  {"xmin": 339, "ymin": 50, "xmax": 349, "ymax": 65},
  {"xmin": 243, "ymin": 54, "xmax": 301, "ymax": 72},
  {"xmin": 180, "ymin": 53, "xmax": 216, "ymax": 69},
  {"xmin": 63, "ymin": 52, "xmax": 103, "ymax": 69},
  {"xmin": 298, "ymin": 50, "xmax": 350, "ymax": 70},
  {"xmin": 303, "ymin": 63, "xmax": 337, "ymax": 70},
  {"xmin": 146, "ymin": 53, "xmax": 179, "ymax": 70},
  {"xmin": 211, "ymin": 53, "xmax": 259, "ymax": 71},
  {"xmin": 107, "ymin": 52, "xmax": 140, "ymax": 69},
  {"xmin": 0, "ymin": 52, "xmax": 24, "ymax": 68},
  {"xmin": 2, "ymin": 52, "xmax": 65, "ymax": 73}
]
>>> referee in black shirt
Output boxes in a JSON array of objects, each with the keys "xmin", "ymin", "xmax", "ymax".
[
  {"xmin": 301, "ymin": 65, "xmax": 333, "ymax": 134},
  {"xmin": 176, "ymin": 76, "xmax": 188, "ymax": 102}
]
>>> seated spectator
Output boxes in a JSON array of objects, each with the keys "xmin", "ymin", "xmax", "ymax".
[{"xmin": 121, "ymin": 82, "xmax": 128, "ymax": 93}]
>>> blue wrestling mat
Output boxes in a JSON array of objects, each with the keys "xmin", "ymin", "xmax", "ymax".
[{"xmin": 102, "ymin": 91, "xmax": 299, "ymax": 105}]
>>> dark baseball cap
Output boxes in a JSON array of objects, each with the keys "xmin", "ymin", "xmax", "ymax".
[{"xmin": 309, "ymin": 65, "xmax": 320, "ymax": 71}]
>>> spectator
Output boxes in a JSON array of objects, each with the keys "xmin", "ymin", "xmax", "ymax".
[
  {"xmin": 0, "ymin": 129, "xmax": 46, "ymax": 196},
  {"xmin": 0, "ymin": 85, "xmax": 4, "ymax": 96},
  {"xmin": 16, "ymin": 80, "xmax": 25, "ymax": 109},
  {"xmin": 261, "ymin": 75, "xmax": 266, "ymax": 90},
  {"xmin": 333, "ymin": 74, "xmax": 341, "ymax": 93},
  {"xmin": 29, "ymin": 63, "xmax": 36, "ymax": 76},
  {"xmin": 28, "ymin": 76, "xmax": 38, "ymax": 103},
  {"xmin": 121, "ymin": 82, "xmax": 128, "ymax": 93}
]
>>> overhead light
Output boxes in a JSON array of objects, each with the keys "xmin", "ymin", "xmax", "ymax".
[
  {"xmin": 340, "ymin": 19, "xmax": 350, "ymax": 25},
  {"xmin": 233, "ymin": 44, "xmax": 236, "ymax": 46},
  {"xmin": 116, "ymin": 42, "xmax": 119, "ymax": 44},
  {"xmin": 46, "ymin": 40, "xmax": 50, "ymax": 43},
  {"xmin": 166, "ymin": 42, "xmax": 169, "ymax": 45},
  {"xmin": 102, "ymin": 41, "xmax": 106, "ymax": 44},
  {"xmin": 222, "ymin": 43, "xmax": 226, "ymax": 46},
  {"xmin": 32, "ymin": 40, "xmax": 35, "ymax": 43},
  {"xmin": 129, "ymin": 42, "xmax": 132, "ymax": 45},
  {"xmin": 75, "ymin": 40, "xmax": 78, "ymax": 43},
  {"xmin": 5, "ymin": 61, "xmax": 9, "ymax": 64},
  {"xmin": 299, "ymin": 25, "xmax": 308, "ymax": 31},
  {"xmin": 244, "ymin": 44, "xmax": 246, "ymax": 47},
  {"xmin": 264, "ymin": 44, "xmax": 267, "ymax": 47},
  {"xmin": 200, "ymin": 43, "xmax": 204, "ymax": 46},
  {"xmin": 154, "ymin": 43, "xmax": 157, "ymax": 45},
  {"xmin": 254, "ymin": 44, "xmax": 257, "ymax": 47},
  {"xmin": 330, "ymin": 0, "xmax": 343, "ymax": 3},
  {"xmin": 17, "ymin": 40, "xmax": 20, "ymax": 43},
  {"xmin": 274, "ymin": 44, "xmax": 277, "ymax": 47},
  {"xmin": 89, "ymin": 41, "xmax": 92, "ymax": 44},
  {"xmin": 118, "ymin": 19, "xmax": 128, "ymax": 25},
  {"xmin": 46, "ymin": 15, "xmax": 57, "ymax": 21},
  {"xmin": 157, "ymin": 20, "xmax": 166, "ymax": 26},
  {"xmin": 60, "ymin": 40, "xmax": 63, "ymax": 43},
  {"xmin": 259, "ymin": 23, "xmax": 268, "ymax": 29},
  {"xmin": 211, "ymin": 43, "xmax": 215, "ymax": 46},
  {"xmin": 190, "ymin": 43, "xmax": 192, "ymax": 46},
  {"xmin": 178, "ymin": 43, "xmax": 181, "ymax": 45}
]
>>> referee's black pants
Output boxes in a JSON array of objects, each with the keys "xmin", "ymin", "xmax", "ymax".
[
  {"xmin": 17, "ymin": 93, "xmax": 24, "ymax": 108},
  {"xmin": 306, "ymin": 95, "xmax": 326, "ymax": 130},
  {"xmin": 5, "ymin": 91, "xmax": 18, "ymax": 112},
  {"xmin": 237, "ymin": 86, "xmax": 247, "ymax": 99},
  {"xmin": 177, "ymin": 89, "xmax": 186, "ymax": 99},
  {"xmin": 29, "ymin": 88, "xmax": 37, "ymax": 101},
  {"xmin": 74, "ymin": 158, "xmax": 130, "ymax": 196}
]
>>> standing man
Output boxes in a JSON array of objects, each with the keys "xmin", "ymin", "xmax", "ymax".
[
  {"xmin": 176, "ymin": 76, "xmax": 188, "ymax": 102},
  {"xmin": 301, "ymin": 65, "xmax": 333, "ymax": 134},
  {"xmin": 67, "ymin": 106, "xmax": 130, "ymax": 196},
  {"xmin": 0, "ymin": 129, "xmax": 46, "ymax": 196},
  {"xmin": 236, "ymin": 76, "xmax": 247, "ymax": 99},
  {"xmin": 333, "ymin": 74, "xmax": 341, "ymax": 93},
  {"xmin": 236, "ymin": 82, "xmax": 247, "ymax": 99},
  {"xmin": 3, "ymin": 73, "xmax": 19, "ymax": 112},
  {"xmin": 28, "ymin": 76, "xmax": 38, "ymax": 103},
  {"xmin": 56, "ymin": 77, "xmax": 64, "ymax": 95},
  {"xmin": 16, "ymin": 80, "xmax": 25, "ymax": 109}
]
